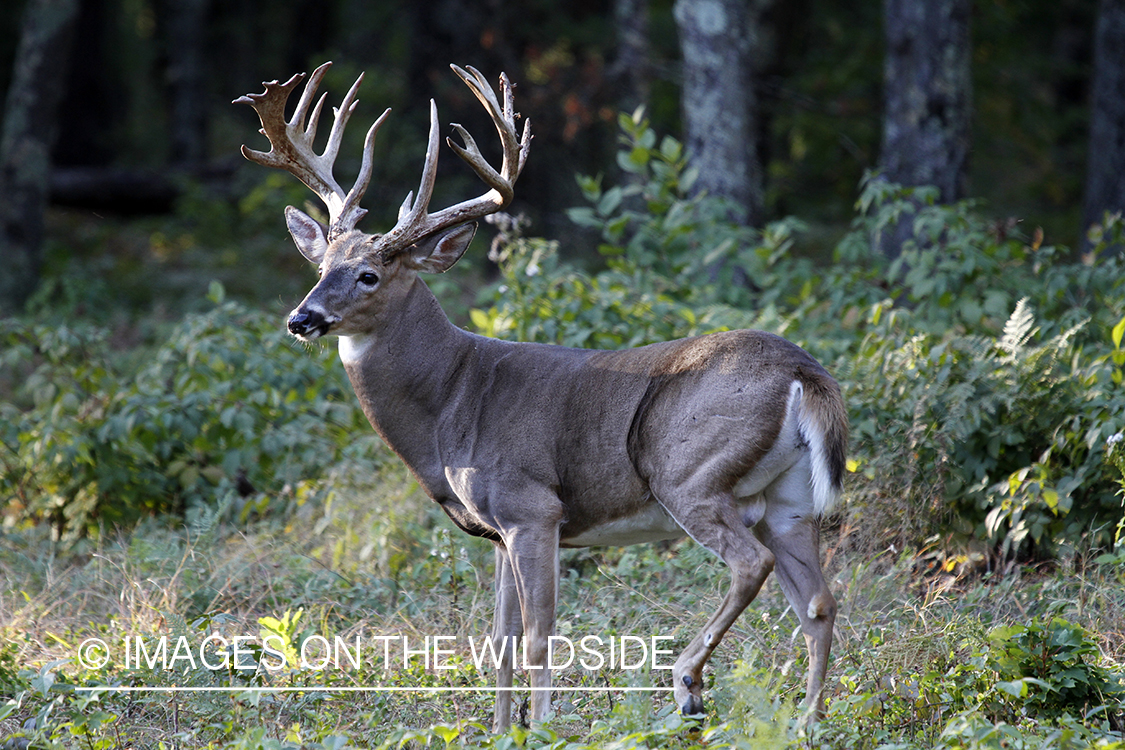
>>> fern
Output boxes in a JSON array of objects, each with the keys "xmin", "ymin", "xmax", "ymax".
[{"xmin": 999, "ymin": 297, "xmax": 1037, "ymax": 357}]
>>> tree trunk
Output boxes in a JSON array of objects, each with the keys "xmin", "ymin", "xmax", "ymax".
[
  {"xmin": 674, "ymin": 0, "xmax": 765, "ymax": 226},
  {"xmin": 0, "ymin": 0, "xmax": 81, "ymax": 314},
  {"xmin": 879, "ymin": 0, "xmax": 972, "ymax": 256},
  {"xmin": 1083, "ymin": 0, "xmax": 1125, "ymax": 250}
]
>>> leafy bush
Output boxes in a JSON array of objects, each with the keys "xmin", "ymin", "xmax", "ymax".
[
  {"xmin": 846, "ymin": 302, "xmax": 1125, "ymax": 554},
  {"xmin": 0, "ymin": 284, "xmax": 372, "ymax": 543},
  {"xmin": 983, "ymin": 616, "xmax": 1124, "ymax": 721},
  {"xmin": 825, "ymin": 613, "xmax": 1124, "ymax": 749},
  {"xmin": 472, "ymin": 111, "xmax": 815, "ymax": 350}
]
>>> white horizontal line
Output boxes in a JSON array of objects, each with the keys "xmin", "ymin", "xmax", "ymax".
[{"xmin": 74, "ymin": 686, "xmax": 673, "ymax": 693}]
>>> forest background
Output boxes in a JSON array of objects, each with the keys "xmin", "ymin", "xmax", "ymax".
[{"xmin": 3, "ymin": 0, "xmax": 1125, "ymax": 748}]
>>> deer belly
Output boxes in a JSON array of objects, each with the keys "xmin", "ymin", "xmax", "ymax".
[{"xmin": 561, "ymin": 502, "xmax": 685, "ymax": 547}]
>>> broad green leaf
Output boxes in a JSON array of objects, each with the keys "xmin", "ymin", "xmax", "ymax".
[{"xmin": 996, "ymin": 679, "xmax": 1028, "ymax": 699}]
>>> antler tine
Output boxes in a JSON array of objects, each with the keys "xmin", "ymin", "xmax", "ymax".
[
  {"xmin": 303, "ymin": 92, "xmax": 329, "ymax": 148},
  {"xmin": 447, "ymin": 123, "xmax": 509, "ymax": 201},
  {"xmin": 322, "ymin": 72, "xmax": 365, "ymax": 170},
  {"xmin": 447, "ymin": 65, "xmax": 530, "ymax": 185},
  {"xmin": 497, "ymin": 71, "xmax": 534, "ymax": 178},
  {"xmin": 241, "ymin": 62, "xmax": 532, "ymax": 259},
  {"xmin": 371, "ymin": 64, "xmax": 532, "ymax": 259},
  {"xmin": 398, "ymin": 190, "xmax": 415, "ymax": 221},
  {"xmin": 292, "ymin": 63, "xmax": 330, "ymax": 137},
  {"xmin": 413, "ymin": 101, "xmax": 444, "ymax": 223},
  {"xmin": 338, "ymin": 107, "xmax": 391, "ymax": 230},
  {"xmin": 236, "ymin": 61, "xmax": 381, "ymax": 236},
  {"xmin": 234, "ymin": 71, "xmax": 307, "ymax": 169},
  {"xmin": 381, "ymin": 100, "xmax": 441, "ymax": 247},
  {"xmin": 447, "ymin": 78, "xmax": 533, "ymax": 191}
]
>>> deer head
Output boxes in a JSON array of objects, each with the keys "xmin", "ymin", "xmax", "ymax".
[{"xmin": 235, "ymin": 62, "xmax": 531, "ymax": 340}]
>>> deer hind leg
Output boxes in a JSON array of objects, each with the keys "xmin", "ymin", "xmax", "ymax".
[
  {"xmin": 654, "ymin": 486, "xmax": 776, "ymax": 716},
  {"xmin": 754, "ymin": 459, "xmax": 836, "ymax": 721},
  {"xmin": 492, "ymin": 544, "xmax": 523, "ymax": 733}
]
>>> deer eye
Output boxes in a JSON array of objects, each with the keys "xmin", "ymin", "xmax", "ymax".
[{"xmin": 358, "ymin": 271, "xmax": 379, "ymax": 286}]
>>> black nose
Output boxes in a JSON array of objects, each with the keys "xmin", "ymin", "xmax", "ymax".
[
  {"xmin": 287, "ymin": 309, "xmax": 326, "ymax": 337},
  {"xmin": 287, "ymin": 310, "xmax": 310, "ymax": 335}
]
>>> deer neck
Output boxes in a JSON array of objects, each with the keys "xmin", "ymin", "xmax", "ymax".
[{"xmin": 336, "ymin": 276, "xmax": 478, "ymax": 493}]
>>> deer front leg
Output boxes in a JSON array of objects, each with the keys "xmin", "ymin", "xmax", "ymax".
[
  {"xmin": 492, "ymin": 544, "xmax": 523, "ymax": 732},
  {"xmin": 501, "ymin": 518, "xmax": 561, "ymax": 725}
]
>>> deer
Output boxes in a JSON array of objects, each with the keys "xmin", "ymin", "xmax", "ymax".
[{"xmin": 235, "ymin": 62, "xmax": 848, "ymax": 732}]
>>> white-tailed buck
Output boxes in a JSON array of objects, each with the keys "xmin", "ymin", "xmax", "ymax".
[{"xmin": 237, "ymin": 62, "xmax": 847, "ymax": 731}]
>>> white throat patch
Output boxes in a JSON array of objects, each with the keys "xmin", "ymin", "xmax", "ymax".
[{"xmin": 338, "ymin": 334, "xmax": 375, "ymax": 366}]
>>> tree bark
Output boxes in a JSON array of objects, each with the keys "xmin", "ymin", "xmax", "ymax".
[
  {"xmin": 1083, "ymin": 0, "xmax": 1125, "ymax": 249},
  {"xmin": 0, "ymin": 0, "xmax": 81, "ymax": 314},
  {"xmin": 674, "ymin": 0, "xmax": 765, "ymax": 226},
  {"xmin": 879, "ymin": 0, "xmax": 972, "ymax": 256}
]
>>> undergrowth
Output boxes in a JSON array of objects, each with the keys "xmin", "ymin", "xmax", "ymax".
[
  {"xmin": 2, "ymin": 504, "xmax": 1124, "ymax": 748},
  {"xmin": 2, "ymin": 468, "xmax": 1124, "ymax": 749}
]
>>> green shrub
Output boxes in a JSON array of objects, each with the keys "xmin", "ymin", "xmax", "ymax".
[
  {"xmin": 825, "ymin": 613, "xmax": 1124, "ymax": 748},
  {"xmin": 473, "ymin": 110, "xmax": 818, "ymax": 350},
  {"xmin": 982, "ymin": 616, "xmax": 1124, "ymax": 721},
  {"xmin": 846, "ymin": 303, "xmax": 1125, "ymax": 555},
  {"xmin": 0, "ymin": 284, "xmax": 372, "ymax": 543},
  {"xmin": 7, "ymin": 111, "xmax": 1125, "ymax": 560}
]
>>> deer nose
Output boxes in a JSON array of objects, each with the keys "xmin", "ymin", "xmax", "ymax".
[
  {"xmin": 287, "ymin": 310, "xmax": 311, "ymax": 335},
  {"xmin": 287, "ymin": 309, "xmax": 324, "ymax": 337}
]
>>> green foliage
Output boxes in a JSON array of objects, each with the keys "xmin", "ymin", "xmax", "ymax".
[
  {"xmin": 474, "ymin": 109, "xmax": 813, "ymax": 350},
  {"xmin": 983, "ymin": 617, "xmax": 1124, "ymax": 720},
  {"xmin": 823, "ymin": 613, "xmax": 1125, "ymax": 749},
  {"xmin": 845, "ymin": 302, "xmax": 1121, "ymax": 554},
  {"xmin": 936, "ymin": 712, "xmax": 1125, "ymax": 750},
  {"xmin": 5, "ymin": 490, "xmax": 1125, "ymax": 749},
  {"xmin": 0, "ymin": 287, "xmax": 371, "ymax": 543},
  {"xmin": 840, "ymin": 187, "xmax": 1125, "ymax": 554},
  {"xmin": 6, "ymin": 102, "xmax": 1125, "ymax": 747}
]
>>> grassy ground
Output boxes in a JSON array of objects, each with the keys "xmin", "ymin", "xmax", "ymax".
[{"xmin": 3, "ymin": 446, "xmax": 1124, "ymax": 748}]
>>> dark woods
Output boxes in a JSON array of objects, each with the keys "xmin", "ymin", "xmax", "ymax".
[{"xmin": 0, "ymin": 0, "xmax": 1115, "ymax": 312}]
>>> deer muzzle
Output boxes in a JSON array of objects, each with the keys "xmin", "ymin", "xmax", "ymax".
[{"xmin": 287, "ymin": 307, "xmax": 331, "ymax": 339}]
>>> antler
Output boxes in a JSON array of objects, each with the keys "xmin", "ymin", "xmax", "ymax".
[
  {"xmin": 382, "ymin": 64, "xmax": 532, "ymax": 253},
  {"xmin": 236, "ymin": 62, "xmax": 531, "ymax": 252},
  {"xmin": 235, "ymin": 62, "xmax": 388, "ymax": 237}
]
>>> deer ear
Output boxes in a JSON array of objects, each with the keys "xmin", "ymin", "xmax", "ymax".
[
  {"xmin": 404, "ymin": 223, "xmax": 476, "ymax": 273},
  {"xmin": 285, "ymin": 206, "xmax": 329, "ymax": 263}
]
